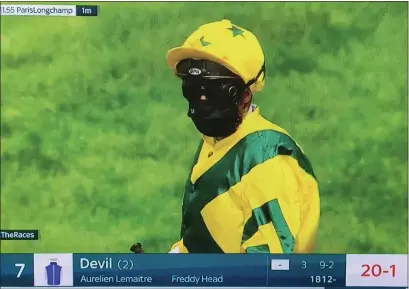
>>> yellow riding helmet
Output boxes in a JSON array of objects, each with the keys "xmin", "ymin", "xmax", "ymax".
[{"xmin": 166, "ymin": 19, "xmax": 266, "ymax": 93}]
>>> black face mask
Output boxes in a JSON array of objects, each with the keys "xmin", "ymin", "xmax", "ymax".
[
  {"xmin": 182, "ymin": 78, "xmax": 245, "ymax": 138},
  {"xmin": 176, "ymin": 59, "xmax": 266, "ymax": 138}
]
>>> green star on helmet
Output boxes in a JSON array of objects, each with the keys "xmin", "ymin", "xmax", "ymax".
[
  {"xmin": 228, "ymin": 25, "xmax": 245, "ymax": 38},
  {"xmin": 200, "ymin": 36, "xmax": 211, "ymax": 46}
]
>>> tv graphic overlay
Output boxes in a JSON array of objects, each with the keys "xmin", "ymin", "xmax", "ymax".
[
  {"xmin": 0, "ymin": 4, "xmax": 407, "ymax": 289},
  {"xmin": 0, "ymin": 230, "xmax": 39, "ymax": 240},
  {"xmin": 271, "ymin": 259, "xmax": 290, "ymax": 271},
  {"xmin": 33, "ymin": 254, "xmax": 73, "ymax": 286},
  {"xmin": 0, "ymin": 253, "xmax": 408, "ymax": 288},
  {"xmin": 0, "ymin": 254, "xmax": 34, "ymax": 287},
  {"xmin": 0, "ymin": 4, "xmax": 98, "ymax": 16},
  {"xmin": 345, "ymin": 254, "xmax": 408, "ymax": 288}
]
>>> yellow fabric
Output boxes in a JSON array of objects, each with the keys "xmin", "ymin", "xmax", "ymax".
[
  {"xmin": 166, "ymin": 19, "xmax": 265, "ymax": 92},
  {"xmin": 240, "ymin": 156, "xmax": 319, "ymax": 253},
  {"xmin": 169, "ymin": 108, "xmax": 320, "ymax": 253},
  {"xmin": 201, "ymin": 180, "xmax": 246, "ymax": 253},
  {"xmin": 192, "ymin": 107, "xmax": 290, "ymax": 183},
  {"xmin": 198, "ymin": 154, "xmax": 319, "ymax": 253},
  {"xmin": 199, "ymin": 107, "xmax": 304, "ymax": 154},
  {"xmin": 241, "ymin": 223, "xmax": 283, "ymax": 252}
]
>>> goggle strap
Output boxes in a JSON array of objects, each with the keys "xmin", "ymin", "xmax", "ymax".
[{"xmin": 245, "ymin": 62, "xmax": 266, "ymax": 88}]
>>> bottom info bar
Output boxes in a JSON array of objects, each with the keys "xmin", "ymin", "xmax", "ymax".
[
  {"xmin": 346, "ymin": 254, "xmax": 408, "ymax": 287},
  {"xmin": 3, "ymin": 287, "xmax": 408, "ymax": 289}
]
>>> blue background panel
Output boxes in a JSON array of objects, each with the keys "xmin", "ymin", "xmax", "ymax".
[{"xmin": 0, "ymin": 254, "xmax": 34, "ymax": 287}]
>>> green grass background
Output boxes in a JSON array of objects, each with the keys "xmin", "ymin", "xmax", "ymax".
[{"xmin": 1, "ymin": 2, "xmax": 408, "ymax": 254}]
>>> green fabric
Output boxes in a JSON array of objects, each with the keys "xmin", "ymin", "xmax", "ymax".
[
  {"xmin": 245, "ymin": 244, "xmax": 270, "ymax": 253},
  {"xmin": 243, "ymin": 199, "xmax": 295, "ymax": 253},
  {"xmin": 181, "ymin": 130, "xmax": 316, "ymax": 253}
]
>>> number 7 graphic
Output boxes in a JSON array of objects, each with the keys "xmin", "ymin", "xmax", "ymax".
[{"xmin": 15, "ymin": 263, "xmax": 25, "ymax": 278}]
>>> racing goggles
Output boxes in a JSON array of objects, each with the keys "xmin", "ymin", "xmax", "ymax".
[
  {"xmin": 176, "ymin": 59, "xmax": 265, "ymax": 106},
  {"xmin": 176, "ymin": 59, "xmax": 246, "ymax": 107}
]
